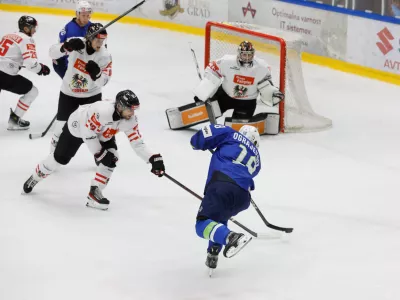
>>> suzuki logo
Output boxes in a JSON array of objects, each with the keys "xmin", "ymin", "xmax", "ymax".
[
  {"xmin": 242, "ymin": 2, "xmax": 256, "ymax": 18},
  {"xmin": 376, "ymin": 27, "xmax": 394, "ymax": 55}
]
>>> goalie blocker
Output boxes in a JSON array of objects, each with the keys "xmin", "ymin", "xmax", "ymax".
[{"xmin": 165, "ymin": 101, "xmax": 280, "ymax": 135}]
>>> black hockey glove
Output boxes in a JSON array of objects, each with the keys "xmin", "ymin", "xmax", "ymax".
[
  {"xmin": 85, "ymin": 60, "xmax": 101, "ymax": 81},
  {"xmin": 62, "ymin": 38, "xmax": 85, "ymax": 52},
  {"xmin": 94, "ymin": 137, "xmax": 118, "ymax": 166},
  {"xmin": 37, "ymin": 63, "xmax": 50, "ymax": 76},
  {"xmin": 149, "ymin": 154, "xmax": 165, "ymax": 177},
  {"xmin": 95, "ymin": 148, "xmax": 118, "ymax": 168}
]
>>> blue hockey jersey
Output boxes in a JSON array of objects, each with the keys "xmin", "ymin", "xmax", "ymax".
[{"xmin": 190, "ymin": 124, "xmax": 261, "ymax": 191}]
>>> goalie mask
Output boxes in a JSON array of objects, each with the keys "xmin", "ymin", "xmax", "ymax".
[
  {"xmin": 239, "ymin": 125, "xmax": 260, "ymax": 148},
  {"xmin": 237, "ymin": 41, "xmax": 255, "ymax": 66}
]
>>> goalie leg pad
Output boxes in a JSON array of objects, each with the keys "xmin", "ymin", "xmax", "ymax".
[
  {"xmin": 224, "ymin": 113, "xmax": 280, "ymax": 135},
  {"xmin": 166, "ymin": 101, "xmax": 222, "ymax": 130}
]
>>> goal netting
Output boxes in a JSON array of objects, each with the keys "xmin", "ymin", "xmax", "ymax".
[{"xmin": 205, "ymin": 21, "xmax": 332, "ymax": 133}]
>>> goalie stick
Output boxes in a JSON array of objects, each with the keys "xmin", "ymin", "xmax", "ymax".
[
  {"xmin": 164, "ymin": 173, "xmax": 281, "ymax": 239},
  {"xmin": 29, "ymin": 115, "xmax": 56, "ymax": 140},
  {"xmin": 189, "ymin": 44, "xmax": 218, "ymax": 124},
  {"xmin": 189, "ymin": 43, "xmax": 203, "ymax": 81}
]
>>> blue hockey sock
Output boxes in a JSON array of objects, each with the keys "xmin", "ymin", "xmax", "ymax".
[{"xmin": 196, "ymin": 219, "xmax": 231, "ymax": 245}]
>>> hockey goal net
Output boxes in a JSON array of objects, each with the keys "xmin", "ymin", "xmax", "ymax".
[{"xmin": 205, "ymin": 21, "xmax": 332, "ymax": 133}]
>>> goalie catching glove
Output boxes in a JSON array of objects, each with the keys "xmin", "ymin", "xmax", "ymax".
[
  {"xmin": 149, "ymin": 154, "xmax": 165, "ymax": 177},
  {"xmin": 258, "ymin": 80, "xmax": 284, "ymax": 107}
]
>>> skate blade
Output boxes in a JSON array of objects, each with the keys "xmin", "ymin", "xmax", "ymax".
[
  {"xmin": 7, "ymin": 126, "xmax": 29, "ymax": 131},
  {"xmin": 225, "ymin": 235, "xmax": 252, "ymax": 258},
  {"xmin": 208, "ymin": 268, "xmax": 214, "ymax": 277},
  {"xmin": 86, "ymin": 198, "xmax": 109, "ymax": 211}
]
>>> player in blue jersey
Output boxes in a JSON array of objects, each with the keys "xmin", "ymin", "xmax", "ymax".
[
  {"xmin": 190, "ymin": 124, "xmax": 261, "ymax": 274},
  {"xmin": 52, "ymin": 1, "xmax": 92, "ymax": 78}
]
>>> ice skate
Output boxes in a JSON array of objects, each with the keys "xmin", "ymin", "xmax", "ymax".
[
  {"xmin": 223, "ymin": 232, "xmax": 252, "ymax": 258},
  {"xmin": 205, "ymin": 245, "xmax": 220, "ymax": 277},
  {"xmin": 7, "ymin": 108, "xmax": 30, "ymax": 131},
  {"xmin": 22, "ymin": 175, "xmax": 39, "ymax": 194},
  {"xmin": 86, "ymin": 186, "xmax": 110, "ymax": 210}
]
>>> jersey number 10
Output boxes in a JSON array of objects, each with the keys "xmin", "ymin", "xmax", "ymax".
[{"xmin": 233, "ymin": 144, "xmax": 257, "ymax": 175}]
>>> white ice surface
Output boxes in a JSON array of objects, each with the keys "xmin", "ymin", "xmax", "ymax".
[{"xmin": 0, "ymin": 12, "xmax": 399, "ymax": 300}]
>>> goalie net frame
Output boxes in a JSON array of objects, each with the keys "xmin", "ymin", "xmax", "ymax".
[{"xmin": 204, "ymin": 21, "xmax": 331, "ymax": 133}]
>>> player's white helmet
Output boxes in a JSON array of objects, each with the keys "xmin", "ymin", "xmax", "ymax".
[
  {"xmin": 76, "ymin": 1, "xmax": 92, "ymax": 14},
  {"xmin": 239, "ymin": 125, "xmax": 260, "ymax": 148}
]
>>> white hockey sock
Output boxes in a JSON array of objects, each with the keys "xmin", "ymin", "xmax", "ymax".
[
  {"xmin": 14, "ymin": 86, "xmax": 38, "ymax": 118},
  {"xmin": 50, "ymin": 120, "xmax": 66, "ymax": 152},
  {"xmin": 33, "ymin": 154, "xmax": 61, "ymax": 181},
  {"xmin": 91, "ymin": 164, "xmax": 115, "ymax": 190}
]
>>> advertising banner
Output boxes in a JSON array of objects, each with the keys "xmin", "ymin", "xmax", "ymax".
[
  {"xmin": 228, "ymin": 0, "xmax": 348, "ymax": 59},
  {"xmin": 139, "ymin": 0, "xmax": 229, "ymax": 28},
  {"xmin": 347, "ymin": 16, "xmax": 400, "ymax": 74}
]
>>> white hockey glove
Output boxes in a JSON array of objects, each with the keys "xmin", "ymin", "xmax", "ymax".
[{"xmin": 258, "ymin": 80, "xmax": 284, "ymax": 107}]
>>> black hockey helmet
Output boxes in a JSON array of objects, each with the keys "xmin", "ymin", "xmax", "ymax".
[
  {"xmin": 86, "ymin": 23, "xmax": 107, "ymax": 40},
  {"xmin": 116, "ymin": 90, "xmax": 140, "ymax": 112},
  {"xmin": 238, "ymin": 41, "xmax": 255, "ymax": 65},
  {"xmin": 18, "ymin": 16, "xmax": 38, "ymax": 36}
]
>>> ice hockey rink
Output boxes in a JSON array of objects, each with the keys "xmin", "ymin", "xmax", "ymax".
[{"xmin": 1, "ymin": 11, "xmax": 400, "ymax": 300}]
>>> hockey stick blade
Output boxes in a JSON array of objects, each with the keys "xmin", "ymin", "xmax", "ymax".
[
  {"xmin": 29, "ymin": 115, "xmax": 56, "ymax": 140},
  {"xmin": 29, "ymin": 132, "xmax": 44, "ymax": 139},
  {"xmin": 250, "ymin": 199, "xmax": 294, "ymax": 233}
]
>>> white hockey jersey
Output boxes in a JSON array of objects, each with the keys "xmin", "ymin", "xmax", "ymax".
[
  {"xmin": 203, "ymin": 55, "xmax": 272, "ymax": 100},
  {"xmin": 0, "ymin": 32, "xmax": 42, "ymax": 75},
  {"xmin": 67, "ymin": 99, "xmax": 154, "ymax": 162},
  {"xmin": 49, "ymin": 37, "xmax": 112, "ymax": 98}
]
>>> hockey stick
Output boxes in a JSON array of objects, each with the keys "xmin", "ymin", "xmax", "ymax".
[
  {"xmin": 164, "ymin": 173, "xmax": 280, "ymax": 239},
  {"xmin": 189, "ymin": 43, "xmax": 202, "ymax": 81},
  {"xmin": 29, "ymin": 115, "xmax": 56, "ymax": 139},
  {"xmin": 208, "ymin": 149, "xmax": 294, "ymax": 233},
  {"xmin": 189, "ymin": 45, "xmax": 218, "ymax": 124},
  {"xmin": 86, "ymin": 0, "xmax": 147, "ymax": 40}
]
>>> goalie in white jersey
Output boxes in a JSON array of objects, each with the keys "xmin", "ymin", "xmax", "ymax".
[
  {"xmin": 166, "ymin": 41, "xmax": 284, "ymax": 135},
  {"xmin": 0, "ymin": 16, "xmax": 50, "ymax": 130},
  {"xmin": 49, "ymin": 22, "xmax": 112, "ymax": 153},
  {"xmin": 23, "ymin": 90, "xmax": 166, "ymax": 210}
]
